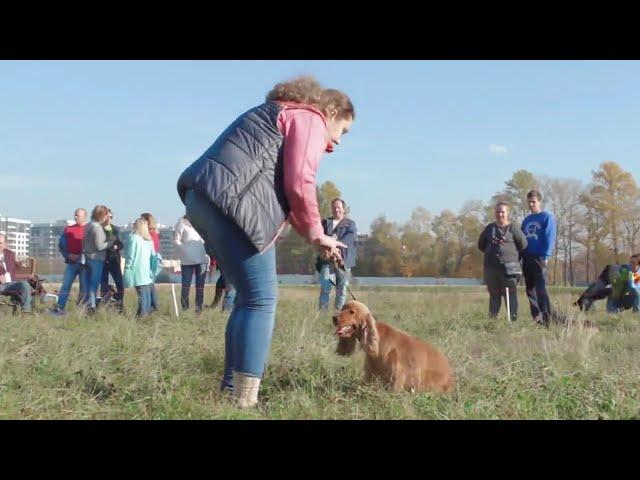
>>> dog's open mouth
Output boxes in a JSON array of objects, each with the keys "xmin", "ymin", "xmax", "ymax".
[{"xmin": 335, "ymin": 325, "xmax": 356, "ymax": 337}]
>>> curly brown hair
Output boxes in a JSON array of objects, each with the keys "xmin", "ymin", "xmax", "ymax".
[{"xmin": 266, "ymin": 75, "xmax": 355, "ymax": 120}]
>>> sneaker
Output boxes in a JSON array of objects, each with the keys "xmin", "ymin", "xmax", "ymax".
[{"xmin": 48, "ymin": 308, "xmax": 67, "ymax": 317}]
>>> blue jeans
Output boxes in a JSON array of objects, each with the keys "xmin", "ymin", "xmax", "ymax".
[
  {"xmin": 185, "ymin": 189, "xmax": 278, "ymax": 388},
  {"xmin": 57, "ymin": 262, "xmax": 86, "ymax": 310},
  {"xmin": 0, "ymin": 281, "xmax": 33, "ymax": 312},
  {"xmin": 522, "ymin": 254, "xmax": 551, "ymax": 322},
  {"xmin": 319, "ymin": 264, "xmax": 351, "ymax": 311},
  {"xmin": 81, "ymin": 258, "xmax": 105, "ymax": 309},
  {"xmin": 100, "ymin": 258, "xmax": 124, "ymax": 303},
  {"xmin": 181, "ymin": 264, "xmax": 206, "ymax": 311},
  {"xmin": 135, "ymin": 284, "xmax": 152, "ymax": 317},
  {"xmin": 150, "ymin": 283, "xmax": 158, "ymax": 311}
]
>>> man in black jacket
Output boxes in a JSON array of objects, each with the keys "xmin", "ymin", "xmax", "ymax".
[{"xmin": 100, "ymin": 209, "xmax": 124, "ymax": 311}]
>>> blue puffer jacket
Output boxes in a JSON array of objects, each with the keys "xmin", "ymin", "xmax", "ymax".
[{"xmin": 177, "ymin": 101, "xmax": 288, "ymax": 253}]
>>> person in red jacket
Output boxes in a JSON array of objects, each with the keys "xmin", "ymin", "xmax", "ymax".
[
  {"xmin": 51, "ymin": 208, "xmax": 88, "ymax": 315},
  {"xmin": 141, "ymin": 212, "xmax": 160, "ymax": 312}
]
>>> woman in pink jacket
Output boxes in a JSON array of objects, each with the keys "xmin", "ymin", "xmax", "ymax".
[{"xmin": 177, "ymin": 76, "xmax": 354, "ymax": 407}]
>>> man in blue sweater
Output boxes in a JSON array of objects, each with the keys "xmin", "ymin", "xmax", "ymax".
[{"xmin": 521, "ymin": 190, "xmax": 556, "ymax": 326}]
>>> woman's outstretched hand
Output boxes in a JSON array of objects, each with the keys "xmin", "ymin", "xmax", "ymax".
[{"xmin": 314, "ymin": 235, "xmax": 346, "ymax": 263}]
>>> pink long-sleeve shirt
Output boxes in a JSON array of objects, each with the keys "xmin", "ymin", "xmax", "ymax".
[{"xmin": 277, "ymin": 103, "xmax": 332, "ymax": 244}]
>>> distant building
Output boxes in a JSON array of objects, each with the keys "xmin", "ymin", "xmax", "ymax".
[
  {"xmin": 29, "ymin": 220, "xmax": 73, "ymax": 258},
  {"xmin": 158, "ymin": 226, "xmax": 175, "ymax": 259},
  {"xmin": 0, "ymin": 215, "xmax": 31, "ymax": 260},
  {"xmin": 120, "ymin": 222, "xmax": 134, "ymax": 249}
]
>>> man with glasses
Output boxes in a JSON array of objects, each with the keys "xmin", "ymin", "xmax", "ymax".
[
  {"xmin": 100, "ymin": 209, "xmax": 124, "ymax": 312},
  {"xmin": 50, "ymin": 208, "xmax": 88, "ymax": 316}
]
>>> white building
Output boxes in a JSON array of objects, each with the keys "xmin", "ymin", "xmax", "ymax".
[
  {"xmin": 0, "ymin": 215, "xmax": 31, "ymax": 260},
  {"xmin": 158, "ymin": 225, "xmax": 175, "ymax": 260}
]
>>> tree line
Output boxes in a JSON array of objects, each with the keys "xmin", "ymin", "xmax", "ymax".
[{"xmin": 276, "ymin": 161, "xmax": 640, "ymax": 285}]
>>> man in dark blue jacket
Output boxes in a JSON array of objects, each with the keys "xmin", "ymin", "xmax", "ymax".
[
  {"xmin": 521, "ymin": 190, "xmax": 556, "ymax": 326},
  {"xmin": 317, "ymin": 198, "xmax": 358, "ymax": 311}
]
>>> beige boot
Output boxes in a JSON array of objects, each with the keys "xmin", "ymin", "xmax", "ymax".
[{"xmin": 232, "ymin": 372, "xmax": 261, "ymax": 408}]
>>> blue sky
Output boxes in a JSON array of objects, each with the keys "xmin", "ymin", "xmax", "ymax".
[{"xmin": 1, "ymin": 60, "xmax": 638, "ymax": 233}]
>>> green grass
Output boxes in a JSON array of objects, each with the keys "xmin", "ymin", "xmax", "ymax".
[{"xmin": 1, "ymin": 284, "xmax": 639, "ymax": 419}]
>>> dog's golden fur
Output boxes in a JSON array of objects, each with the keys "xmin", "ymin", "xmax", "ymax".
[{"xmin": 334, "ymin": 300, "xmax": 454, "ymax": 393}]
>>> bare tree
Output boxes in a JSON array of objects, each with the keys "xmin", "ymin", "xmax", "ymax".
[
  {"xmin": 620, "ymin": 187, "xmax": 640, "ymax": 255},
  {"xmin": 540, "ymin": 176, "xmax": 583, "ymax": 285}
]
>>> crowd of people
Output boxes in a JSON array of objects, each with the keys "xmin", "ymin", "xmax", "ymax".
[
  {"xmin": 0, "ymin": 205, "xmax": 237, "ymax": 318},
  {"xmin": 50, "ymin": 205, "xmax": 165, "ymax": 317}
]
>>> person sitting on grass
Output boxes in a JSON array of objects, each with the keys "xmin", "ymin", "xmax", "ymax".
[{"xmin": 607, "ymin": 254, "xmax": 640, "ymax": 313}]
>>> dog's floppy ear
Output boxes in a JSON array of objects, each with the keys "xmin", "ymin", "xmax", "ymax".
[
  {"xmin": 361, "ymin": 312, "xmax": 379, "ymax": 357},
  {"xmin": 336, "ymin": 336, "xmax": 357, "ymax": 356}
]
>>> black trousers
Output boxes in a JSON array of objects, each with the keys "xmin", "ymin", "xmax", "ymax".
[
  {"xmin": 484, "ymin": 266, "xmax": 519, "ymax": 321},
  {"xmin": 522, "ymin": 254, "xmax": 551, "ymax": 322}
]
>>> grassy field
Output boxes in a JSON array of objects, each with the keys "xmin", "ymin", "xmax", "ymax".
[{"xmin": 1, "ymin": 283, "xmax": 639, "ymax": 419}]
